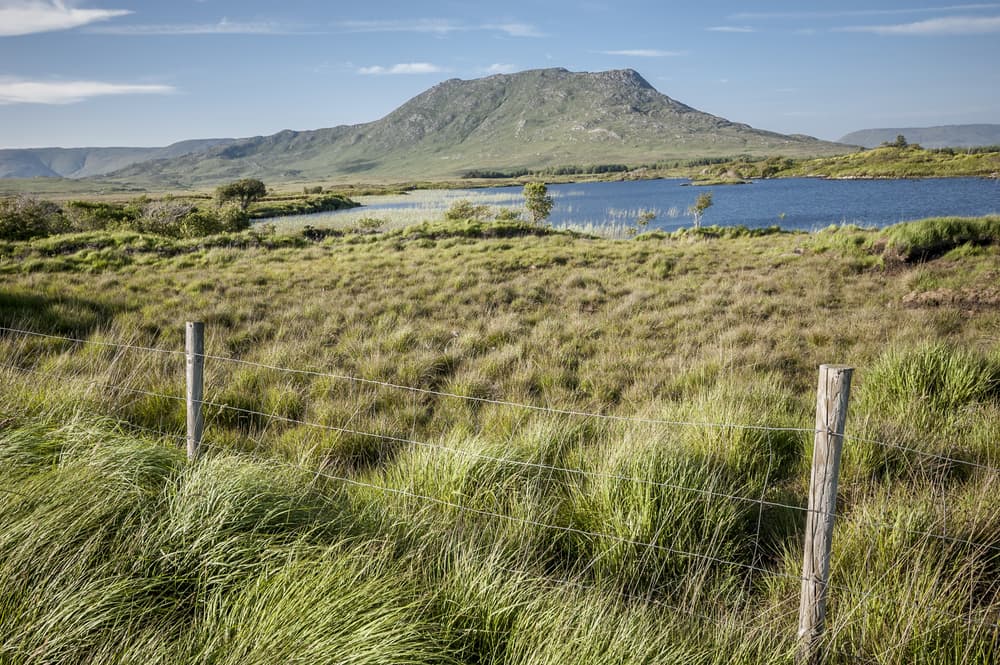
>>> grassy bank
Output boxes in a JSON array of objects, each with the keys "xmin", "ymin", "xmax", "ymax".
[
  {"xmin": 689, "ymin": 147, "xmax": 1000, "ymax": 182},
  {"xmin": 1, "ymin": 215, "xmax": 999, "ymax": 663}
]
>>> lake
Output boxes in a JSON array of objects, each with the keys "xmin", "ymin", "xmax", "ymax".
[{"xmin": 267, "ymin": 177, "xmax": 1000, "ymax": 234}]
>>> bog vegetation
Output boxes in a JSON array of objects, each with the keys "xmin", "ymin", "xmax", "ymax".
[
  {"xmin": 0, "ymin": 182, "xmax": 359, "ymax": 241},
  {"xmin": 1, "ymin": 207, "xmax": 999, "ymax": 664}
]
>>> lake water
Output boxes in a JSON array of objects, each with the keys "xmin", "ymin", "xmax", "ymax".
[{"xmin": 274, "ymin": 177, "xmax": 1000, "ymax": 233}]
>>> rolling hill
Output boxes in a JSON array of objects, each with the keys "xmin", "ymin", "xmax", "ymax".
[
  {"xmin": 0, "ymin": 139, "xmax": 235, "ymax": 179},
  {"xmin": 101, "ymin": 68, "xmax": 850, "ymax": 187},
  {"xmin": 838, "ymin": 124, "xmax": 1000, "ymax": 149}
]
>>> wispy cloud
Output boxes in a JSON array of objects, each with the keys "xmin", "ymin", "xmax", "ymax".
[
  {"xmin": 0, "ymin": 78, "xmax": 174, "ymax": 104},
  {"xmin": 337, "ymin": 19, "xmax": 544, "ymax": 38},
  {"xmin": 707, "ymin": 26, "xmax": 756, "ymax": 33},
  {"xmin": 600, "ymin": 49, "xmax": 686, "ymax": 57},
  {"xmin": 839, "ymin": 14, "xmax": 1000, "ymax": 34},
  {"xmin": 486, "ymin": 63, "xmax": 518, "ymax": 74},
  {"xmin": 0, "ymin": 0, "xmax": 130, "ymax": 37},
  {"xmin": 89, "ymin": 18, "xmax": 305, "ymax": 35},
  {"xmin": 482, "ymin": 22, "xmax": 545, "ymax": 37},
  {"xmin": 732, "ymin": 4, "xmax": 1000, "ymax": 20},
  {"xmin": 339, "ymin": 19, "xmax": 461, "ymax": 35},
  {"xmin": 357, "ymin": 62, "xmax": 446, "ymax": 75}
]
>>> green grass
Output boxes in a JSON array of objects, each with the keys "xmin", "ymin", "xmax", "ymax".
[
  {"xmin": 1, "ymin": 215, "xmax": 999, "ymax": 663},
  {"xmin": 247, "ymin": 192, "xmax": 360, "ymax": 219},
  {"xmin": 885, "ymin": 216, "xmax": 1000, "ymax": 261},
  {"xmin": 781, "ymin": 145, "xmax": 1000, "ymax": 179}
]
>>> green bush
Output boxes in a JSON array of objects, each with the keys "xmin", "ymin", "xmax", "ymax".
[
  {"xmin": 0, "ymin": 196, "xmax": 68, "ymax": 240},
  {"xmin": 64, "ymin": 200, "xmax": 141, "ymax": 231},
  {"xmin": 1, "ymin": 196, "xmax": 251, "ymax": 241},
  {"xmin": 444, "ymin": 199, "xmax": 491, "ymax": 222}
]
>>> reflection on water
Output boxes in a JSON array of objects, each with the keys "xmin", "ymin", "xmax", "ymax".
[{"xmin": 261, "ymin": 177, "xmax": 1000, "ymax": 236}]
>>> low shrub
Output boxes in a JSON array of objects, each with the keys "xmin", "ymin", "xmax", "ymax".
[
  {"xmin": 0, "ymin": 196, "xmax": 68, "ymax": 240},
  {"xmin": 0, "ymin": 196, "xmax": 250, "ymax": 241}
]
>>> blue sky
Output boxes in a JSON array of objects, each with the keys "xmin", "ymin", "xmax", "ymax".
[{"xmin": 1, "ymin": 0, "xmax": 998, "ymax": 148}]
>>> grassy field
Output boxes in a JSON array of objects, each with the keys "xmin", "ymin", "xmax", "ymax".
[
  {"xmin": 690, "ymin": 147, "xmax": 1000, "ymax": 182},
  {"xmin": 1, "ymin": 214, "xmax": 999, "ymax": 663}
]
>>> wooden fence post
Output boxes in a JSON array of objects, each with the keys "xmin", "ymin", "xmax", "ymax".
[
  {"xmin": 797, "ymin": 364, "xmax": 853, "ymax": 665},
  {"xmin": 185, "ymin": 321, "xmax": 205, "ymax": 461}
]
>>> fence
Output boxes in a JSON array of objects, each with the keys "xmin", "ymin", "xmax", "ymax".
[{"xmin": 1, "ymin": 322, "xmax": 997, "ymax": 663}]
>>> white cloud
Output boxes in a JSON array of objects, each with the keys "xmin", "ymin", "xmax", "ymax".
[
  {"xmin": 338, "ymin": 19, "xmax": 461, "ymax": 35},
  {"xmin": 0, "ymin": 78, "xmax": 175, "ymax": 104},
  {"xmin": 482, "ymin": 22, "xmax": 545, "ymax": 37},
  {"xmin": 89, "ymin": 18, "xmax": 299, "ymax": 35},
  {"xmin": 707, "ymin": 26, "xmax": 755, "ymax": 33},
  {"xmin": 486, "ymin": 63, "xmax": 518, "ymax": 74},
  {"xmin": 733, "ymin": 5, "xmax": 1000, "ymax": 20},
  {"xmin": 357, "ymin": 62, "xmax": 445, "ymax": 75},
  {"xmin": 600, "ymin": 49, "xmax": 686, "ymax": 57},
  {"xmin": 0, "ymin": 0, "xmax": 130, "ymax": 36},
  {"xmin": 338, "ymin": 19, "xmax": 544, "ymax": 38},
  {"xmin": 840, "ymin": 14, "xmax": 1000, "ymax": 34}
]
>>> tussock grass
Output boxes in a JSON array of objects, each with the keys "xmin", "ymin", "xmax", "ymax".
[
  {"xmin": 1, "ymin": 216, "xmax": 999, "ymax": 662},
  {"xmin": 885, "ymin": 216, "xmax": 1000, "ymax": 262}
]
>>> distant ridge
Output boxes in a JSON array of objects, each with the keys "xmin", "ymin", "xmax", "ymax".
[
  {"xmin": 838, "ymin": 124, "xmax": 1000, "ymax": 149},
  {"xmin": 0, "ymin": 139, "xmax": 235, "ymax": 179}
]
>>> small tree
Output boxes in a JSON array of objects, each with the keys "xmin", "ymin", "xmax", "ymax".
[
  {"xmin": 688, "ymin": 192, "xmax": 713, "ymax": 230},
  {"xmin": 894, "ymin": 134, "xmax": 908, "ymax": 149},
  {"xmin": 523, "ymin": 182, "xmax": 553, "ymax": 225},
  {"xmin": 216, "ymin": 178, "xmax": 267, "ymax": 210}
]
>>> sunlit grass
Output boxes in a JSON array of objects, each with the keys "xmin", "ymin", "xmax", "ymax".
[{"xmin": 1, "ymin": 214, "xmax": 999, "ymax": 663}]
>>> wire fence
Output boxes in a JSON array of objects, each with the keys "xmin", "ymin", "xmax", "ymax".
[{"xmin": 0, "ymin": 324, "xmax": 998, "ymax": 650}]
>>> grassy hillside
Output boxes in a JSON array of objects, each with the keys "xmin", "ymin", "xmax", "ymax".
[
  {"xmin": 680, "ymin": 146, "xmax": 1000, "ymax": 182},
  {"xmin": 0, "ymin": 139, "xmax": 234, "ymax": 179},
  {"xmin": 100, "ymin": 68, "xmax": 850, "ymax": 187},
  {"xmin": 1, "ymin": 215, "xmax": 999, "ymax": 663},
  {"xmin": 784, "ymin": 145, "xmax": 1000, "ymax": 179}
]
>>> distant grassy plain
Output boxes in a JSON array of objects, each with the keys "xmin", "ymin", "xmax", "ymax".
[{"xmin": 1, "ymin": 210, "xmax": 999, "ymax": 663}]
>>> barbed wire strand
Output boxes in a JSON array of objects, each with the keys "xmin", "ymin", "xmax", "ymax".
[
  {"xmin": 6, "ymin": 324, "xmax": 1000, "ymax": 477},
  {"xmin": 4, "ymin": 360, "xmax": 1000, "ymax": 556},
  {"xmin": 0, "ymin": 325, "xmax": 186, "ymax": 358},
  {"xmin": 6, "ymin": 325, "xmax": 1000, "ymax": 470},
  {"xmin": 0, "ymin": 325, "xmax": 820, "ymax": 435},
  {"xmin": 842, "ymin": 433, "xmax": 1000, "ymax": 475},
  {"xmin": 282, "ymin": 457, "xmax": 813, "ymax": 585},
  {"xmin": 195, "ymin": 397, "xmax": 1000, "ymax": 556},
  {"xmin": 2, "ymin": 357, "xmax": 997, "ymax": 633},
  {"xmin": 274, "ymin": 453, "xmax": 997, "ymax": 631}
]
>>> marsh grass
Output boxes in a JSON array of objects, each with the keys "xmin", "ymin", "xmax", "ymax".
[{"xmin": 1, "ymin": 215, "xmax": 999, "ymax": 662}]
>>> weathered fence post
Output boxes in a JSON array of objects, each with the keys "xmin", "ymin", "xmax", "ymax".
[
  {"xmin": 797, "ymin": 364, "xmax": 853, "ymax": 665},
  {"xmin": 185, "ymin": 321, "xmax": 205, "ymax": 461}
]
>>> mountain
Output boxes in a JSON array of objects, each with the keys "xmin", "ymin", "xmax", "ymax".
[
  {"xmin": 0, "ymin": 138, "xmax": 234, "ymax": 179},
  {"xmin": 104, "ymin": 68, "xmax": 848, "ymax": 187},
  {"xmin": 838, "ymin": 124, "xmax": 1000, "ymax": 149}
]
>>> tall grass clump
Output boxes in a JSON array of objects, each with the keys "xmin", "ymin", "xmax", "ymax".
[
  {"xmin": 191, "ymin": 545, "xmax": 451, "ymax": 665},
  {"xmin": 863, "ymin": 344, "xmax": 999, "ymax": 415},
  {"xmin": 849, "ymin": 344, "xmax": 1000, "ymax": 479},
  {"xmin": 885, "ymin": 216, "xmax": 1000, "ymax": 261}
]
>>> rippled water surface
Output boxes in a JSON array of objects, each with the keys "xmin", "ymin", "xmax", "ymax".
[{"xmin": 267, "ymin": 177, "xmax": 1000, "ymax": 233}]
